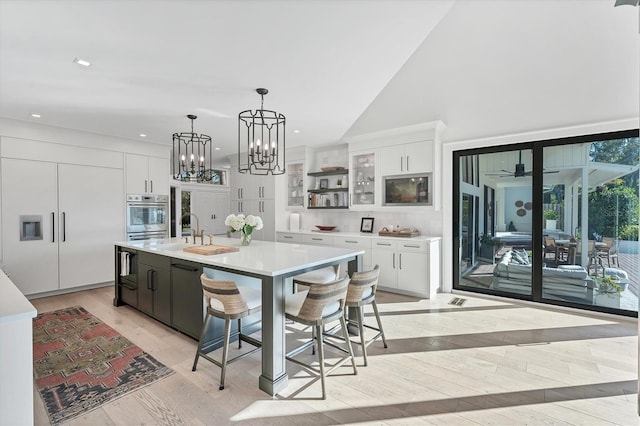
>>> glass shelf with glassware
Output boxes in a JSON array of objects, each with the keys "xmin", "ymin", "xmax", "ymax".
[{"xmin": 286, "ymin": 162, "xmax": 305, "ymax": 209}]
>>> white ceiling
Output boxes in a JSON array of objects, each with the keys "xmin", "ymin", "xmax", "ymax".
[
  {"xmin": 1, "ymin": 0, "xmax": 637, "ymax": 163},
  {"xmin": 0, "ymin": 0, "xmax": 454, "ymax": 159}
]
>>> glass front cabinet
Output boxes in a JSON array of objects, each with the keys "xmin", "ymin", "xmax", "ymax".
[
  {"xmin": 286, "ymin": 161, "xmax": 305, "ymax": 209},
  {"xmin": 349, "ymin": 150, "xmax": 376, "ymax": 210}
]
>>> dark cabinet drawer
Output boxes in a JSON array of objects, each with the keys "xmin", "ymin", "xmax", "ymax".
[{"xmin": 138, "ymin": 252, "xmax": 171, "ymax": 270}]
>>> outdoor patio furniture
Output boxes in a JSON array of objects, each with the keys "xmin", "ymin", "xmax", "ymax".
[{"xmin": 598, "ymin": 237, "xmax": 619, "ymax": 267}]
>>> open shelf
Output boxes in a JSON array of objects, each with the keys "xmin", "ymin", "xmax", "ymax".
[
  {"xmin": 307, "ymin": 169, "xmax": 348, "ymax": 177},
  {"xmin": 308, "ymin": 188, "xmax": 348, "ymax": 193}
]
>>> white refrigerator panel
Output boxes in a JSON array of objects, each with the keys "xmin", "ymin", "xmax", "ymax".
[
  {"xmin": 58, "ymin": 164, "xmax": 124, "ymax": 289},
  {"xmin": 1, "ymin": 158, "xmax": 59, "ymax": 295}
]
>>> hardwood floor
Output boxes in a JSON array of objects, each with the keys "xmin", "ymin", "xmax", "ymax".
[{"xmin": 31, "ymin": 286, "xmax": 638, "ymax": 425}]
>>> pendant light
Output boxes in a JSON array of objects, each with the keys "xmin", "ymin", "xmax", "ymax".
[
  {"xmin": 172, "ymin": 114, "xmax": 214, "ymax": 183},
  {"xmin": 238, "ymin": 88, "xmax": 286, "ymax": 175}
]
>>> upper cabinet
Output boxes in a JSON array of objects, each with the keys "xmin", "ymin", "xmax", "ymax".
[
  {"xmin": 126, "ymin": 154, "xmax": 169, "ymax": 195},
  {"xmin": 380, "ymin": 140, "xmax": 433, "ymax": 176},
  {"xmin": 349, "ymin": 150, "xmax": 376, "ymax": 210},
  {"xmin": 286, "ymin": 161, "xmax": 305, "ymax": 210},
  {"xmin": 345, "ymin": 121, "xmax": 445, "ymax": 211}
]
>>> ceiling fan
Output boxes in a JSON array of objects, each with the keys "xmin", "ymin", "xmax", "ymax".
[{"xmin": 486, "ymin": 150, "xmax": 559, "ymax": 178}]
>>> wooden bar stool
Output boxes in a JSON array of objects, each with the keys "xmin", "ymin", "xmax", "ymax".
[{"xmin": 192, "ymin": 274, "xmax": 261, "ymax": 390}]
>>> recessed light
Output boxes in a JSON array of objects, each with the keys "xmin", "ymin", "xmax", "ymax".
[
  {"xmin": 215, "ymin": 147, "xmax": 221, "ymax": 151},
  {"xmin": 73, "ymin": 57, "xmax": 91, "ymax": 67},
  {"xmin": 31, "ymin": 113, "xmax": 41, "ymax": 118},
  {"xmin": 293, "ymin": 130, "xmax": 300, "ymax": 133},
  {"xmin": 139, "ymin": 133, "xmax": 147, "ymax": 138}
]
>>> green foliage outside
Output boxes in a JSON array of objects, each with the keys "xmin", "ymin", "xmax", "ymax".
[
  {"xmin": 587, "ymin": 138, "xmax": 639, "ymax": 241},
  {"xmin": 588, "ymin": 180, "xmax": 639, "ymax": 240}
]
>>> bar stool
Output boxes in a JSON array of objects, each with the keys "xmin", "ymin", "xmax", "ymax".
[
  {"xmin": 192, "ymin": 274, "xmax": 262, "ymax": 390},
  {"xmin": 285, "ymin": 276, "xmax": 357, "ymax": 400},
  {"xmin": 344, "ymin": 265, "xmax": 387, "ymax": 366},
  {"xmin": 292, "ymin": 264, "xmax": 342, "ymax": 292}
]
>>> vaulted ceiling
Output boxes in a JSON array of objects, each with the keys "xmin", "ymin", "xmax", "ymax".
[{"xmin": 1, "ymin": 0, "xmax": 637, "ymax": 160}]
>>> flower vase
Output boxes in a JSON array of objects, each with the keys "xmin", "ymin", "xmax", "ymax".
[{"xmin": 241, "ymin": 231, "xmax": 252, "ymax": 246}]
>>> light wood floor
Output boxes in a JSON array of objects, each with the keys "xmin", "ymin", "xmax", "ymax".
[{"xmin": 31, "ymin": 286, "xmax": 638, "ymax": 425}]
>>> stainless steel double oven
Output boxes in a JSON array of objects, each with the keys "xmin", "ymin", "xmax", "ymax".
[{"xmin": 126, "ymin": 194, "xmax": 169, "ymax": 241}]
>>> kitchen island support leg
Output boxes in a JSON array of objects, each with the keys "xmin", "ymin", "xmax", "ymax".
[{"xmin": 259, "ymin": 275, "xmax": 289, "ymax": 396}]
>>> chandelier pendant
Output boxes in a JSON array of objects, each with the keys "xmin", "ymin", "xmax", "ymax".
[
  {"xmin": 238, "ymin": 88, "xmax": 286, "ymax": 175},
  {"xmin": 172, "ymin": 114, "xmax": 214, "ymax": 183}
]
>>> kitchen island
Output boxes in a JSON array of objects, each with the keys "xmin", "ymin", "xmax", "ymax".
[{"xmin": 114, "ymin": 236, "xmax": 363, "ymax": 396}]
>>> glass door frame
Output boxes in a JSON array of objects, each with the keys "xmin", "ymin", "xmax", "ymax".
[{"xmin": 453, "ymin": 129, "xmax": 638, "ymax": 317}]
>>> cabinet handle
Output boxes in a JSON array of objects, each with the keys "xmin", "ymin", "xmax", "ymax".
[
  {"xmin": 145, "ymin": 180, "xmax": 148, "ymax": 193},
  {"xmin": 399, "ymin": 253, "xmax": 402, "ymax": 269},
  {"xmin": 61, "ymin": 212, "xmax": 66, "ymax": 242},
  {"xmin": 51, "ymin": 212, "xmax": 55, "ymax": 243},
  {"xmin": 392, "ymin": 253, "xmax": 395, "ymax": 269},
  {"xmin": 406, "ymin": 155, "xmax": 409, "ymax": 171},
  {"xmin": 172, "ymin": 263, "xmax": 198, "ymax": 272},
  {"xmin": 284, "ymin": 236, "xmax": 293, "ymax": 239},
  {"xmin": 238, "ymin": 188, "xmax": 241, "ymax": 199},
  {"xmin": 120, "ymin": 282, "xmax": 136, "ymax": 291},
  {"xmin": 377, "ymin": 242, "xmax": 392, "ymax": 246},
  {"xmin": 241, "ymin": 188, "xmax": 243, "ymax": 199},
  {"xmin": 147, "ymin": 269, "xmax": 152, "ymax": 290},
  {"xmin": 312, "ymin": 238, "xmax": 323, "ymax": 241},
  {"xmin": 404, "ymin": 244, "xmax": 420, "ymax": 248},
  {"xmin": 345, "ymin": 240, "xmax": 358, "ymax": 243},
  {"xmin": 150, "ymin": 180, "xmax": 153, "ymax": 193},
  {"xmin": 400, "ymin": 157, "xmax": 403, "ymax": 172}
]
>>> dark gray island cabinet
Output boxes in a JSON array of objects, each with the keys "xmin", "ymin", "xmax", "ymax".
[{"xmin": 114, "ymin": 247, "xmax": 244, "ymax": 351}]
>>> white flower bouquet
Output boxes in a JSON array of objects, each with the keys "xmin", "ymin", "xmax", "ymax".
[{"xmin": 225, "ymin": 213, "xmax": 263, "ymax": 245}]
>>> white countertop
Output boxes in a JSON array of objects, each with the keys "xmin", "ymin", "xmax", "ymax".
[
  {"xmin": 0, "ymin": 269, "xmax": 37, "ymax": 323},
  {"xmin": 116, "ymin": 236, "xmax": 364, "ymax": 277},
  {"xmin": 276, "ymin": 229, "xmax": 442, "ymax": 241}
]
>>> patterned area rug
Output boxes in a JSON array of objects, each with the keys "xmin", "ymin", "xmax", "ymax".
[{"xmin": 33, "ymin": 306, "xmax": 174, "ymax": 425}]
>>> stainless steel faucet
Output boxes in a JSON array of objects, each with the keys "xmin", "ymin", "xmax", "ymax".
[{"xmin": 181, "ymin": 213, "xmax": 203, "ymax": 244}]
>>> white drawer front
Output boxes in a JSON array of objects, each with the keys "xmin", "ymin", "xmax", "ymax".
[
  {"xmin": 277, "ymin": 232, "xmax": 304, "ymax": 243},
  {"xmin": 398, "ymin": 240, "xmax": 428, "ymax": 252},
  {"xmin": 303, "ymin": 234, "xmax": 336, "ymax": 246},
  {"xmin": 334, "ymin": 236, "xmax": 372, "ymax": 250},
  {"xmin": 372, "ymin": 238, "xmax": 399, "ymax": 250}
]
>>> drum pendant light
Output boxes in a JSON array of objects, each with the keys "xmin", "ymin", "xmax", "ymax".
[{"xmin": 238, "ymin": 88, "xmax": 286, "ymax": 175}]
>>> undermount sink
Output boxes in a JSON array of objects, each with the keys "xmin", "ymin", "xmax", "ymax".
[{"xmin": 154, "ymin": 242, "xmax": 192, "ymax": 252}]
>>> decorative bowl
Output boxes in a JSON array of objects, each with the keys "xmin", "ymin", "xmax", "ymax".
[
  {"xmin": 315, "ymin": 225, "xmax": 337, "ymax": 231},
  {"xmin": 320, "ymin": 166, "xmax": 345, "ymax": 172}
]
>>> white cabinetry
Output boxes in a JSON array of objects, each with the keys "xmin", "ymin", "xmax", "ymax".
[
  {"xmin": 126, "ymin": 153, "xmax": 169, "ymax": 195},
  {"xmin": 349, "ymin": 150, "xmax": 377, "ymax": 210},
  {"xmin": 277, "ymin": 232, "xmax": 304, "ymax": 244},
  {"xmin": 1, "ymin": 158, "xmax": 124, "ymax": 295},
  {"xmin": 229, "ymin": 155, "xmax": 276, "ymax": 241},
  {"xmin": 275, "ymin": 231, "xmax": 440, "ymax": 298},
  {"xmin": 286, "ymin": 161, "xmax": 305, "ymax": 209},
  {"xmin": 193, "ymin": 190, "xmax": 229, "ymax": 236},
  {"xmin": 380, "ymin": 140, "xmax": 433, "ymax": 176},
  {"xmin": 334, "ymin": 235, "xmax": 372, "ymax": 271},
  {"xmin": 371, "ymin": 238, "xmax": 439, "ymax": 298}
]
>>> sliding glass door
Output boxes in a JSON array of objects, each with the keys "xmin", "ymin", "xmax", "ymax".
[
  {"xmin": 456, "ymin": 148, "xmax": 533, "ymax": 298},
  {"xmin": 454, "ymin": 130, "xmax": 639, "ymax": 316}
]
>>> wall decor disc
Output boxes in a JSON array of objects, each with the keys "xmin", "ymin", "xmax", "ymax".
[
  {"xmin": 516, "ymin": 208, "xmax": 527, "ymax": 217},
  {"xmin": 515, "ymin": 200, "xmax": 523, "ymax": 207},
  {"xmin": 524, "ymin": 202, "xmax": 532, "ymax": 210}
]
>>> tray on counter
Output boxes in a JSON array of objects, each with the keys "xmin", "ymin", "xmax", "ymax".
[
  {"xmin": 378, "ymin": 228, "xmax": 420, "ymax": 238},
  {"xmin": 183, "ymin": 245, "xmax": 239, "ymax": 255}
]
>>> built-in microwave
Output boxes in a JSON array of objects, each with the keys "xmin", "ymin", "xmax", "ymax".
[{"xmin": 382, "ymin": 173, "xmax": 432, "ymax": 206}]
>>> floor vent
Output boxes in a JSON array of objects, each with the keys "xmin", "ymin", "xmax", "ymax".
[{"xmin": 448, "ymin": 297, "xmax": 467, "ymax": 306}]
